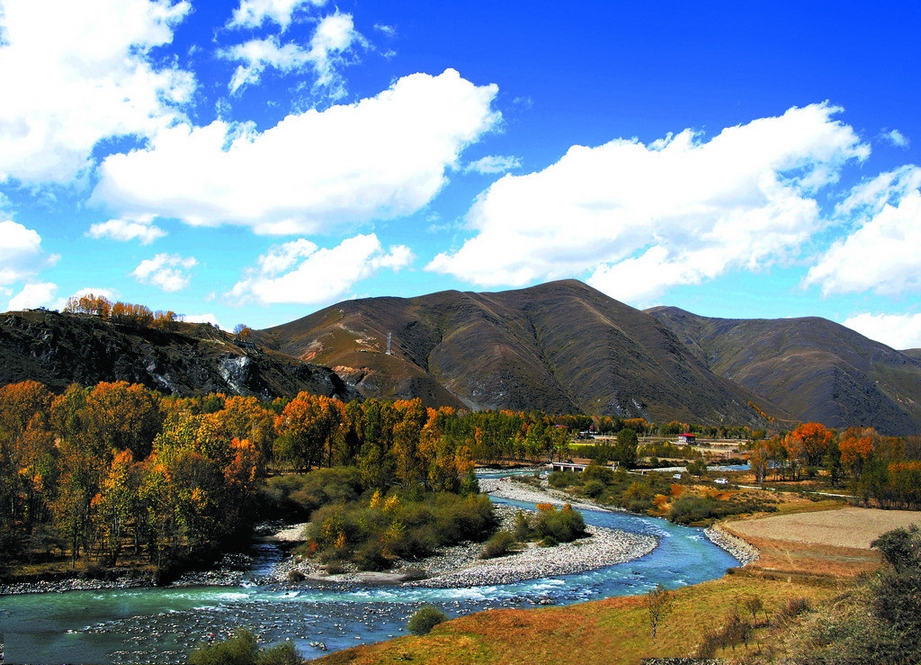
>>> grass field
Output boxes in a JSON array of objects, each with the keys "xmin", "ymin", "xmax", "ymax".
[{"xmin": 311, "ymin": 573, "xmax": 842, "ymax": 664}]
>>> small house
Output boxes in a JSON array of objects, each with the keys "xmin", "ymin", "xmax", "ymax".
[{"xmin": 677, "ymin": 432, "xmax": 696, "ymax": 445}]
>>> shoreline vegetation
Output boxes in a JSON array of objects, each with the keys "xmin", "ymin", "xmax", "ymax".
[{"xmin": 0, "ymin": 475, "xmax": 671, "ymax": 595}]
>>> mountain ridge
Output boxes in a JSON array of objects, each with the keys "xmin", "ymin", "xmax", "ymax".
[
  {"xmin": 647, "ymin": 305, "xmax": 921, "ymax": 435},
  {"xmin": 2, "ymin": 280, "xmax": 919, "ymax": 435}
]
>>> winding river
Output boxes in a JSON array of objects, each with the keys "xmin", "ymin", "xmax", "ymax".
[{"xmin": 1, "ymin": 476, "xmax": 740, "ymax": 664}]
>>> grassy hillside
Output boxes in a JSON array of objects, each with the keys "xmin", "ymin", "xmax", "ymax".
[
  {"xmin": 311, "ymin": 572, "xmax": 841, "ymax": 664},
  {"xmin": 260, "ymin": 280, "xmax": 784, "ymax": 426},
  {"xmin": 648, "ymin": 306, "xmax": 921, "ymax": 435}
]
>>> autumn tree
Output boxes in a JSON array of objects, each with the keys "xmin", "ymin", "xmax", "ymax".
[
  {"xmin": 392, "ymin": 399, "xmax": 428, "ymax": 488},
  {"xmin": 839, "ymin": 427, "xmax": 877, "ymax": 479},
  {"xmin": 92, "ymin": 450, "xmax": 142, "ymax": 566},
  {"xmin": 83, "ymin": 382, "xmax": 162, "ymax": 459},
  {"xmin": 646, "ymin": 584, "xmax": 675, "ymax": 640}
]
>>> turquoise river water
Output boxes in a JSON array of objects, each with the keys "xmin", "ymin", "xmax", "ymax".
[{"xmin": 1, "ymin": 476, "xmax": 739, "ymax": 664}]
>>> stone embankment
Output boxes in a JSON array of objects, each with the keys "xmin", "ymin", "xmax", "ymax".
[{"xmin": 704, "ymin": 524, "xmax": 759, "ymax": 566}]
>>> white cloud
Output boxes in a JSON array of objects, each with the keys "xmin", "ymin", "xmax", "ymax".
[
  {"xmin": 224, "ymin": 38, "xmax": 311, "ymax": 93},
  {"xmin": 49, "ymin": 286, "xmax": 120, "ymax": 312},
  {"xmin": 805, "ymin": 167, "xmax": 921, "ymax": 296},
  {"xmin": 426, "ymin": 103, "xmax": 869, "ymax": 305},
  {"xmin": 882, "ymin": 129, "xmax": 910, "ymax": 148},
  {"xmin": 0, "ymin": 219, "xmax": 58, "ymax": 285},
  {"xmin": 843, "ymin": 312, "xmax": 921, "ymax": 350},
  {"xmin": 92, "ymin": 69, "xmax": 500, "ymax": 234},
  {"xmin": 0, "ymin": 0, "xmax": 194, "ymax": 184},
  {"xmin": 222, "ymin": 13, "xmax": 363, "ymax": 95},
  {"xmin": 228, "ymin": 0, "xmax": 326, "ymax": 31},
  {"xmin": 464, "ymin": 155, "xmax": 521, "ymax": 174},
  {"xmin": 87, "ymin": 217, "xmax": 166, "ymax": 244},
  {"xmin": 7, "ymin": 282, "xmax": 57, "ymax": 311},
  {"xmin": 131, "ymin": 253, "xmax": 197, "ymax": 292},
  {"xmin": 227, "ymin": 233, "xmax": 413, "ymax": 306}
]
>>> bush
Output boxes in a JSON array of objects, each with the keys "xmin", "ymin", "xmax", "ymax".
[
  {"xmin": 548, "ymin": 471, "xmax": 582, "ymax": 489},
  {"xmin": 188, "ymin": 629, "xmax": 258, "ymax": 665},
  {"xmin": 774, "ymin": 597, "xmax": 811, "ymax": 625},
  {"xmin": 353, "ymin": 540, "xmax": 390, "ymax": 571},
  {"xmin": 255, "ymin": 643, "xmax": 302, "ymax": 665},
  {"xmin": 513, "ymin": 510, "xmax": 532, "ymax": 541},
  {"xmin": 480, "ymin": 530, "xmax": 517, "ymax": 559},
  {"xmin": 533, "ymin": 504, "xmax": 587, "ymax": 543},
  {"xmin": 582, "ymin": 479, "xmax": 605, "ymax": 498},
  {"xmin": 406, "ymin": 605, "xmax": 448, "ymax": 635}
]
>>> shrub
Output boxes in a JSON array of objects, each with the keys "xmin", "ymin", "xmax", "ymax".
[
  {"xmin": 512, "ymin": 510, "xmax": 532, "ymax": 541},
  {"xmin": 548, "ymin": 471, "xmax": 582, "ymax": 489},
  {"xmin": 582, "ymin": 479, "xmax": 605, "ymax": 498},
  {"xmin": 581, "ymin": 465, "xmax": 614, "ymax": 484},
  {"xmin": 774, "ymin": 597, "xmax": 811, "ymax": 625},
  {"xmin": 480, "ymin": 530, "xmax": 517, "ymax": 559},
  {"xmin": 188, "ymin": 628, "xmax": 258, "ymax": 665},
  {"xmin": 255, "ymin": 643, "xmax": 302, "ymax": 665},
  {"xmin": 406, "ymin": 605, "xmax": 448, "ymax": 635},
  {"xmin": 353, "ymin": 540, "xmax": 390, "ymax": 571},
  {"xmin": 187, "ymin": 628, "xmax": 303, "ymax": 665},
  {"xmin": 533, "ymin": 504, "xmax": 587, "ymax": 543}
]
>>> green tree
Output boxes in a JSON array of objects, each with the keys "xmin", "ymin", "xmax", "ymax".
[{"xmin": 613, "ymin": 428, "xmax": 638, "ymax": 467}]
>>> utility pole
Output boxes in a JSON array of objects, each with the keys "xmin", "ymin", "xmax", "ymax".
[{"xmin": 386, "ymin": 332, "xmax": 392, "ymax": 355}]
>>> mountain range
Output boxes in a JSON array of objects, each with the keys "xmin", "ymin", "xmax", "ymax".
[{"xmin": 3, "ymin": 280, "xmax": 920, "ymax": 435}]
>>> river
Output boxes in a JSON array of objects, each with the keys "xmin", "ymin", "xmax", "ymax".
[{"xmin": 1, "ymin": 479, "xmax": 740, "ymax": 664}]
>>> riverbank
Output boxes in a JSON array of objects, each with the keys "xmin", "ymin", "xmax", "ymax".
[
  {"xmin": 1, "ymin": 474, "xmax": 739, "ymax": 596},
  {"xmin": 265, "ymin": 476, "xmax": 660, "ymax": 588}
]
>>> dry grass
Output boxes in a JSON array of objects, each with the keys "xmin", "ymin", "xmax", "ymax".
[{"xmin": 310, "ymin": 574, "xmax": 842, "ymax": 665}]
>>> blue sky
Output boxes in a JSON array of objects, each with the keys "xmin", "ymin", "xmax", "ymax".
[{"xmin": 2, "ymin": 1, "xmax": 921, "ymax": 349}]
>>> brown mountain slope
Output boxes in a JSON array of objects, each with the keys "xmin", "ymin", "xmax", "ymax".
[
  {"xmin": 647, "ymin": 306, "xmax": 921, "ymax": 435},
  {"xmin": 259, "ymin": 280, "xmax": 782, "ymax": 426},
  {"xmin": 0, "ymin": 309, "xmax": 356, "ymax": 400}
]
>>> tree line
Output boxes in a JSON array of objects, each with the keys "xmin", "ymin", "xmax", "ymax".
[
  {"xmin": 62, "ymin": 292, "xmax": 180, "ymax": 330},
  {"xmin": 0, "ymin": 380, "xmax": 623, "ymax": 572},
  {"xmin": 747, "ymin": 422, "xmax": 921, "ymax": 508}
]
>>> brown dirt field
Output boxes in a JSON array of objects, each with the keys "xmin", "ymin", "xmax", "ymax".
[
  {"xmin": 724, "ymin": 507, "xmax": 921, "ymax": 577},
  {"xmin": 726, "ymin": 507, "xmax": 920, "ymax": 549}
]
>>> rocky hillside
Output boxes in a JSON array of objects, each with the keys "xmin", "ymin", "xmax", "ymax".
[
  {"xmin": 258, "ymin": 280, "xmax": 784, "ymax": 427},
  {"xmin": 0, "ymin": 309, "xmax": 355, "ymax": 400},
  {"xmin": 647, "ymin": 306, "xmax": 921, "ymax": 435},
  {"xmin": 4, "ymin": 281, "xmax": 919, "ymax": 435}
]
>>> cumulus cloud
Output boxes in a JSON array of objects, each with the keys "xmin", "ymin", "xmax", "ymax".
[
  {"xmin": 131, "ymin": 253, "xmax": 197, "ymax": 292},
  {"xmin": 0, "ymin": 219, "xmax": 59, "ymax": 285},
  {"xmin": 92, "ymin": 69, "xmax": 500, "ymax": 234},
  {"xmin": 805, "ymin": 167, "xmax": 921, "ymax": 296},
  {"xmin": 7, "ymin": 282, "xmax": 58, "ymax": 311},
  {"xmin": 0, "ymin": 0, "xmax": 194, "ymax": 184},
  {"xmin": 843, "ymin": 312, "xmax": 921, "ymax": 350},
  {"xmin": 87, "ymin": 217, "xmax": 166, "ymax": 244},
  {"xmin": 228, "ymin": 0, "xmax": 326, "ymax": 31},
  {"xmin": 426, "ymin": 103, "xmax": 869, "ymax": 305},
  {"xmin": 222, "ymin": 12, "xmax": 364, "ymax": 95},
  {"xmin": 882, "ymin": 129, "xmax": 910, "ymax": 148},
  {"xmin": 227, "ymin": 233, "xmax": 413, "ymax": 306},
  {"xmin": 464, "ymin": 155, "xmax": 522, "ymax": 174}
]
